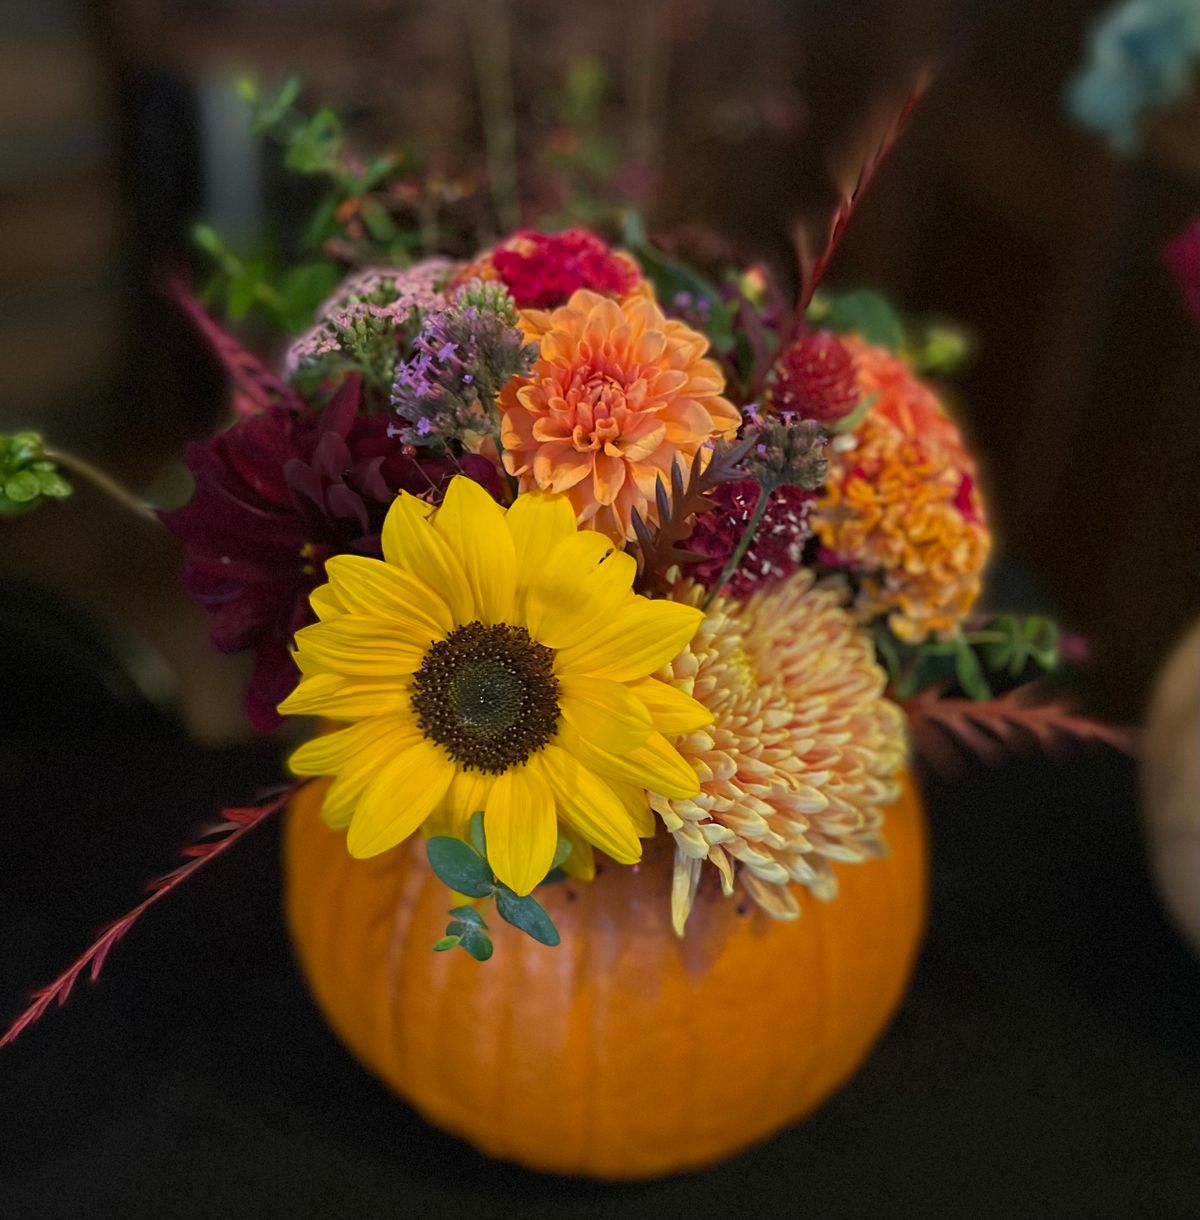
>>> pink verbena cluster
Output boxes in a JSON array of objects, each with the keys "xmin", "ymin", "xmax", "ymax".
[{"xmin": 284, "ymin": 260, "xmax": 452, "ymax": 377}]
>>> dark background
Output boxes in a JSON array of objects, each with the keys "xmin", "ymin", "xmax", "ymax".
[{"xmin": 2, "ymin": 1, "xmax": 1199, "ymax": 1215}]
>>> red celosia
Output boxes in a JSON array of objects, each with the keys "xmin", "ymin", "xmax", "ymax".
[
  {"xmin": 459, "ymin": 229, "xmax": 641, "ymax": 309},
  {"xmin": 161, "ymin": 377, "xmax": 501, "ymax": 731},
  {"xmin": 687, "ymin": 479, "xmax": 814, "ymax": 599},
  {"xmin": 766, "ymin": 330, "xmax": 859, "ymax": 425}
]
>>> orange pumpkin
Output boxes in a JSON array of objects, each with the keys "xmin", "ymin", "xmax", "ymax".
[{"xmin": 284, "ymin": 771, "xmax": 927, "ymax": 1179}]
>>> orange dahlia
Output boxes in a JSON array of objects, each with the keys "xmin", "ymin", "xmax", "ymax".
[
  {"xmin": 651, "ymin": 573, "xmax": 907, "ymax": 933},
  {"xmin": 811, "ymin": 338, "xmax": 990, "ymax": 643},
  {"xmin": 498, "ymin": 289, "xmax": 741, "ymax": 541}
]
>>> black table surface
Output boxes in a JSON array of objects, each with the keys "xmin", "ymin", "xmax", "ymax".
[{"xmin": 2, "ymin": 678, "xmax": 1198, "ymax": 1218}]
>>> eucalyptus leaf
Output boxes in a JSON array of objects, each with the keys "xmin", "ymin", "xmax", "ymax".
[
  {"xmin": 426, "ymin": 836, "xmax": 494, "ymax": 898},
  {"xmin": 468, "ymin": 811, "xmax": 487, "ymax": 859},
  {"xmin": 460, "ymin": 928, "xmax": 494, "ymax": 961},
  {"xmin": 448, "ymin": 905, "xmax": 487, "ymax": 929},
  {"xmin": 495, "ymin": 888, "xmax": 561, "ymax": 947},
  {"xmin": 551, "ymin": 835, "xmax": 573, "ymax": 871},
  {"xmin": 433, "ymin": 935, "xmax": 461, "ymax": 952}
]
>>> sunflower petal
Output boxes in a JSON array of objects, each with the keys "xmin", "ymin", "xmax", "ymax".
[
  {"xmin": 380, "ymin": 492, "xmax": 473, "ymax": 623},
  {"xmin": 288, "ymin": 716, "xmax": 418, "ymax": 777},
  {"xmin": 558, "ymin": 674, "xmax": 653, "ymax": 753},
  {"xmin": 535, "ymin": 744, "xmax": 644, "ymax": 864},
  {"xmin": 554, "ymin": 598, "xmax": 703, "ymax": 681},
  {"xmin": 524, "ymin": 532, "xmax": 637, "ymax": 650},
  {"xmin": 347, "ymin": 739, "xmax": 456, "ymax": 857},
  {"xmin": 505, "ymin": 490, "xmax": 577, "ymax": 614},
  {"xmin": 557, "ymin": 725, "xmax": 700, "ymax": 800},
  {"xmin": 626, "ymin": 676, "xmax": 714, "ymax": 734},
  {"xmin": 324, "ymin": 554, "xmax": 452, "ymax": 639},
  {"xmin": 433, "ymin": 476, "xmax": 515, "ymax": 625},
  {"xmin": 484, "ymin": 764, "xmax": 556, "ymax": 895},
  {"xmin": 293, "ymin": 616, "xmax": 427, "ymax": 677},
  {"xmin": 309, "ymin": 584, "xmax": 346, "ymax": 621},
  {"xmin": 556, "ymin": 825, "xmax": 596, "ymax": 881},
  {"xmin": 278, "ymin": 672, "xmax": 412, "ymax": 720},
  {"xmin": 445, "ymin": 768, "xmax": 495, "ymax": 837}
]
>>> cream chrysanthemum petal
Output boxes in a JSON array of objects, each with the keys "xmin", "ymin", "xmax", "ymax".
[
  {"xmin": 650, "ymin": 572, "xmax": 908, "ymax": 934},
  {"xmin": 283, "ymin": 476, "xmax": 709, "ymax": 895}
]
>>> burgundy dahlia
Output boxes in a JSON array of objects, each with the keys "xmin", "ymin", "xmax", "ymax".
[
  {"xmin": 688, "ymin": 479, "xmax": 814, "ymax": 600},
  {"xmin": 766, "ymin": 330, "xmax": 859, "ymax": 425},
  {"xmin": 161, "ymin": 377, "xmax": 501, "ymax": 731}
]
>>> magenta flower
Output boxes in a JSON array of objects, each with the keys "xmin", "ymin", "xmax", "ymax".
[
  {"xmin": 1163, "ymin": 216, "xmax": 1200, "ymax": 326},
  {"xmin": 161, "ymin": 377, "xmax": 501, "ymax": 730}
]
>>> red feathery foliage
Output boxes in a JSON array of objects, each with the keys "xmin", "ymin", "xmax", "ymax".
[
  {"xmin": 0, "ymin": 784, "xmax": 303, "ymax": 1049},
  {"xmin": 167, "ymin": 277, "xmax": 304, "ymax": 418},
  {"xmin": 905, "ymin": 685, "xmax": 1139, "ymax": 778},
  {"xmin": 795, "ymin": 70, "xmax": 933, "ymax": 312}
]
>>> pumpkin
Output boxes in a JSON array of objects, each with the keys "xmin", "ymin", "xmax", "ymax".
[
  {"xmin": 283, "ymin": 770, "xmax": 927, "ymax": 1179},
  {"xmin": 1143, "ymin": 614, "xmax": 1200, "ymax": 955}
]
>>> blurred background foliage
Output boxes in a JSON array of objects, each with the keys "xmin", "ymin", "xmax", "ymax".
[{"xmin": 1, "ymin": 0, "xmax": 1198, "ymax": 737}]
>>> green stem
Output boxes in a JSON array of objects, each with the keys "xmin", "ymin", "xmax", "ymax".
[
  {"xmin": 701, "ymin": 482, "xmax": 772, "ymax": 611},
  {"xmin": 43, "ymin": 449, "xmax": 161, "ymax": 526},
  {"xmin": 464, "ymin": 0, "xmax": 519, "ymax": 234}
]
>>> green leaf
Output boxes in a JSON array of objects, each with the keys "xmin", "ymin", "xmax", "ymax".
[
  {"xmin": 279, "ymin": 261, "xmax": 340, "ymax": 333},
  {"xmin": 285, "ymin": 108, "xmax": 342, "ymax": 174},
  {"xmin": 551, "ymin": 835, "xmax": 572, "ymax": 871},
  {"xmin": 825, "ymin": 290, "xmax": 905, "ymax": 351},
  {"xmin": 495, "ymin": 888, "xmax": 561, "ymax": 947},
  {"xmin": 828, "ymin": 391, "xmax": 880, "ymax": 435},
  {"xmin": 433, "ymin": 935, "xmax": 461, "ymax": 952},
  {"xmin": 447, "ymin": 904, "xmax": 487, "ymax": 929},
  {"xmin": 360, "ymin": 196, "xmax": 398, "ymax": 243},
  {"xmin": 304, "ymin": 192, "xmax": 342, "ymax": 250},
  {"xmin": 4, "ymin": 471, "xmax": 41, "ymax": 503},
  {"xmin": 426, "ymin": 835, "xmax": 494, "ymax": 898},
  {"xmin": 468, "ymin": 811, "xmax": 487, "ymax": 859},
  {"xmin": 226, "ymin": 270, "xmax": 261, "ymax": 319},
  {"xmin": 953, "ymin": 635, "xmax": 993, "ymax": 701},
  {"xmin": 459, "ymin": 928, "xmax": 494, "ymax": 961}
]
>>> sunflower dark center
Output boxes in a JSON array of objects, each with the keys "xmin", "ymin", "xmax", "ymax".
[{"xmin": 411, "ymin": 621, "xmax": 559, "ymax": 773}]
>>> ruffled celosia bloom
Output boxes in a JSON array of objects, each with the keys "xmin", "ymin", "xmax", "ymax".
[
  {"xmin": 281, "ymin": 476, "xmax": 712, "ymax": 894},
  {"xmin": 811, "ymin": 337, "xmax": 991, "ymax": 643},
  {"xmin": 161, "ymin": 380, "xmax": 500, "ymax": 731},
  {"xmin": 650, "ymin": 573, "xmax": 907, "ymax": 934},
  {"xmin": 498, "ymin": 290, "xmax": 741, "ymax": 540},
  {"xmin": 453, "ymin": 229, "xmax": 642, "ymax": 309}
]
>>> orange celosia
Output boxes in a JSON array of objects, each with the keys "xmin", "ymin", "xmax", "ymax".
[
  {"xmin": 498, "ymin": 290, "xmax": 741, "ymax": 541},
  {"xmin": 811, "ymin": 338, "xmax": 991, "ymax": 643}
]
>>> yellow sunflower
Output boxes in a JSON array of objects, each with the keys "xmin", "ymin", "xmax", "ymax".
[{"xmin": 279, "ymin": 476, "xmax": 711, "ymax": 895}]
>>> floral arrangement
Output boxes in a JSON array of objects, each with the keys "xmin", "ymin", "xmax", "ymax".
[{"xmin": 1, "ymin": 80, "xmax": 1134, "ymax": 1041}]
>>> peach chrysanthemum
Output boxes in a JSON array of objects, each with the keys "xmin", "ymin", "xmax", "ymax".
[
  {"xmin": 811, "ymin": 337, "xmax": 991, "ymax": 643},
  {"xmin": 498, "ymin": 289, "xmax": 741, "ymax": 541},
  {"xmin": 651, "ymin": 572, "xmax": 908, "ymax": 934}
]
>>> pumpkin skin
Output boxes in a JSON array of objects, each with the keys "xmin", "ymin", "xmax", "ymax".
[{"xmin": 284, "ymin": 771, "xmax": 927, "ymax": 1179}]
